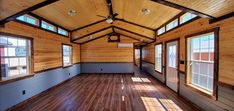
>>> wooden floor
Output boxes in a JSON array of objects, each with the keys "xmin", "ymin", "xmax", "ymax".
[{"xmin": 10, "ymin": 68, "xmax": 199, "ymax": 111}]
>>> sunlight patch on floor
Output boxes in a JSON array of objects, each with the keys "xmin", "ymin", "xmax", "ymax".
[
  {"xmin": 159, "ymin": 99, "xmax": 183, "ymax": 111},
  {"xmin": 141, "ymin": 97, "xmax": 166, "ymax": 111},
  {"xmin": 141, "ymin": 97, "xmax": 183, "ymax": 111},
  {"xmin": 131, "ymin": 77, "xmax": 151, "ymax": 83}
]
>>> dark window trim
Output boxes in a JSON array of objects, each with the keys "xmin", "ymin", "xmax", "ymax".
[
  {"xmin": 185, "ymin": 27, "xmax": 219, "ymax": 100},
  {"xmin": 154, "ymin": 42, "xmax": 163, "ymax": 74},
  {"xmin": 156, "ymin": 12, "xmax": 200, "ymax": 36},
  {"xmin": 61, "ymin": 43, "xmax": 73, "ymax": 68},
  {"xmin": 14, "ymin": 20, "xmax": 69, "ymax": 38},
  {"xmin": 0, "ymin": 32, "xmax": 34, "ymax": 84},
  {"xmin": 13, "ymin": 13, "xmax": 69, "ymax": 38}
]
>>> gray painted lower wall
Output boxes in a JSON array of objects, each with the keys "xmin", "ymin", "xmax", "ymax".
[
  {"xmin": 0, "ymin": 64, "xmax": 81, "ymax": 111},
  {"xmin": 0, "ymin": 62, "xmax": 134, "ymax": 110},
  {"xmin": 142, "ymin": 62, "xmax": 165, "ymax": 83},
  {"xmin": 81, "ymin": 62, "xmax": 134, "ymax": 73},
  {"xmin": 142, "ymin": 61, "xmax": 234, "ymax": 111},
  {"xmin": 179, "ymin": 73, "xmax": 234, "ymax": 111}
]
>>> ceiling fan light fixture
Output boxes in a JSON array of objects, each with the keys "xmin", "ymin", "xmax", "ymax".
[
  {"xmin": 68, "ymin": 10, "xmax": 77, "ymax": 16},
  {"xmin": 142, "ymin": 8, "xmax": 150, "ymax": 15},
  {"xmin": 106, "ymin": 18, "xmax": 113, "ymax": 24}
]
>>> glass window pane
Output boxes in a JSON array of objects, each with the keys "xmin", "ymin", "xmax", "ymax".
[
  {"xmin": 166, "ymin": 19, "xmax": 178, "ymax": 31},
  {"xmin": 8, "ymin": 38, "xmax": 17, "ymax": 46},
  {"xmin": 155, "ymin": 44, "xmax": 162, "ymax": 72},
  {"xmin": 0, "ymin": 35, "xmax": 31, "ymax": 79},
  {"xmin": 188, "ymin": 33, "xmax": 215, "ymax": 92}
]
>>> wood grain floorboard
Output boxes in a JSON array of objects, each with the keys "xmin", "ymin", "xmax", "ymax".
[{"xmin": 9, "ymin": 68, "xmax": 200, "ymax": 111}]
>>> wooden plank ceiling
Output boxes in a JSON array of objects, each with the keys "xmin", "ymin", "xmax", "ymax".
[
  {"xmin": 0, "ymin": 0, "xmax": 46, "ymax": 20},
  {"xmin": 165, "ymin": 0, "xmax": 234, "ymax": 18},
  {"xmin": 33, "ymin": 0, "xmax": 181, "ymax": 30},
  {"xmin": 2, "ymin": 0, "xmax": 234, "ymax": 44}
]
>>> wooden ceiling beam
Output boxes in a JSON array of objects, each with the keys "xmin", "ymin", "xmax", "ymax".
[
  {"xmin": 72, "ymin": 26, "xmax": 112, "ymax": 41},
  {"xmin": 209, "ymin": 12, "xmax": 234, "ymax": 24},
  {"xmin": 115, "ymin": 18, "xmax": 155, "ymax": 31},
  {"xmin": 71, "ymin": 19, "xmax": 106, "ymax": 32},
  {"xmin": 0, "ymin": 0, "xmax": 59, "ymax": 25},
  {"xmin": 151, "ymin": 0, "xmax": 215, "ymax": 19},
  {"xmin": 119, "ymin": 34, "xmax": 141, "ymax": 41},
  {"xmin": 80, "ymin": 33, "xmax": 110, "ymax": 45},
  {"xmin": 113, "ymin": 26, "xmax": 155, "ymax": 40}
]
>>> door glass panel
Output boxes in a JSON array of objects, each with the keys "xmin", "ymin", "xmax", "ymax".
[{"xmin": 168, "ymin": 45, "xmax": 176, "ymax": 68}]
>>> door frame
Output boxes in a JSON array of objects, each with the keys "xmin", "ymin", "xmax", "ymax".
[{"xmin": 164, "ymin": 38, "xmax": 180, "ymax": 93}]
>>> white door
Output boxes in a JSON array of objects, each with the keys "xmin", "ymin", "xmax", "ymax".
[{"xmin": 166, "ymin": 41, "xmax": 178, "ymax": 92}]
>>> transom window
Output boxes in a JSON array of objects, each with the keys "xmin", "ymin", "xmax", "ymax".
[
  {"xmin": 58, "ymin": 28, "xmax": 68, "ymax": 36},
  {"xmin": 187, "ymin": 32, "xmax": 216, "ymax": 94},
  {"xmin": 16, "ymin": 14, "xmax": 39, "ymax": 26},
  {"xmin": 0, "ymin": 35, "xmax": 32, "ymax": 80},
  {"xmin": 62, "ymin": 44, "xmax": 72, "ymax": 67},
  {"xmin": 41, "ymin": 21, "xmax": 57, "ymax": 32},
  {"xmin": 166, "ymin": 19, "xmax": 178, "ymax": 31},
  {"xmin": 180, "ymin": 13, "xmax": 197, "ymax": 24},
  {"xmin": 157, "ymin": 27, "xmax": 165, "ymax": 35},
  {"xmin": 155, "ymin": 44, "xmax": 162, "ymax": 73}
]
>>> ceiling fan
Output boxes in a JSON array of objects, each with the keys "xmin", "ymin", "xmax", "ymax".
[{"xmin": 97, "ymin": 0, "xmax": 118, "ymax": 24}]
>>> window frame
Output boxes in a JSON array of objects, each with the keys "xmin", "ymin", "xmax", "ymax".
[
  {"xmin": 14, "ymin": 14, "xmax": 69, "ymax": 38},
  {"xmin": 166, "ymin": 18, "xmax": 179, "ymax": 31},
  {"xmin": 58, "ymin": 28, "xmax": 68, "ymax": 36},
  {"xmin": 0, "ymin": 32, "xmax": 34, "ymax": 83},
  {"xmin": 154, "ymin": 43, "xmax": 163, "ymax": 74},
  {"xmin": 41, "ymin": 20, "xmax": 57, "ymax": 32},
  {"xmin": 185, "ymin": 28, "xmax": 219, "ymax": 100},
  {"xmin": 62, "ymin": 43, "xmax": 73, "ymax": 68},
  {"xmin": 156, "ymin": 12, "xmax": 200, "ymax": 36},
  {"xmin": 16, "ymin": 14, "xmax": 39, "ymax": 26},
  {"xmin": 180, "ymin": 12, "xmax": 197, "ymax": 24}
]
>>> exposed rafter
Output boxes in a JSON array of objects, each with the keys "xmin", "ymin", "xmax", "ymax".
[
  {"xmin": 113, "ymin": 26, "xmax": 155, "ymax": 40},
  {"xmin": 0, "ymin": 0, "xmax": 59, "ymax": 25},
  {"xmin": 80, "ymin": 33, "xmax": 110, "ymax": 45},
  {"xmin": 72, "ymin": 26, "xmax": 155, "ymax": 42},
  {"xmin": 115, "ymin": 18, "xmax": 155, "ymax": 31},
  {"xmin": 151, "ymin": 0, "xmax": 215, "ymax": 19},
  {"xmin": 80, "ymin": 32, "xmax": 143, "ymax": 45},
  {"xmin": 209, "ymin": 12, "xmax": 234, "ymax": 24},
  {"xmin": 72, "ymin": 26, "xmax": 112, "ymax": 41},
  {"xmin": 71, "ymin": 19, "xmax": 106, "ymax": 32}
]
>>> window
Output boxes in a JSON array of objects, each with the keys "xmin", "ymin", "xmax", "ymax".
[
  {"xmin": 0, "ymin": 35, "xmax": 32, "ymax": 80},
  {"xmin": 180, "ymin": 13, "xmax": 197, "ymax": 24},
  {"xmin": 16, "ymin": 14, "xmax": 39, "ymax": 26},
  {"xmin": 62, "ymin": 44, "xmax": 72, "ymax": 67},
  {"xmin": 187, "ymin": 32, "xmax": 216, "ymax": 94},
  {"xmin": 41, "ymin": 21, "xmax": 57, "ymax": 32},
  {"xmin": 58, "ymin": 28, "xmax": 68, "ymax": 36},
  {"xmin": 166, "ymin": 19, "xmax": 178, "ymax": 31},
  {"xmin": 157, "ymin": 27, "xmax": 165, "ymax": 35},
  {"xmin": 168, "ymin": 45, "xmax": 177, "ymax": 68},
  {"xmin": 155, "ymin": 44, "xmax": 162, "ymax": 73}
]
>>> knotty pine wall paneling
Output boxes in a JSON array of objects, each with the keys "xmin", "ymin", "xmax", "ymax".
[{"xmin": 0, "ymin": 21, "xmax": 80, "ymax": 72}]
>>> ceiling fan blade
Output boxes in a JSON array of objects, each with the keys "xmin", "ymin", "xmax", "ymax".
[
  {"xmin": 113, "ymin": 13, "xmax": 118, "ymax": 17},
  {"xmin": 96, "ymin": 15, "xmax": 107, "ymax": 18}
]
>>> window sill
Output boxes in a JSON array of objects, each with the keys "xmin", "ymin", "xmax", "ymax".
[
  {"xmin": 154, "ymin": 70, "xmax": 163, "ymax": 75},
  {"xmin": 0, "ymin": 74, "xmax": 34, "ymax": 85},
  {"xmin": 185, "ymin": 83, "xmax": 216, "ymax": 100},
  {"xmin": 63, "ymin": 64, "xmax": 73, "ymax": 68}
]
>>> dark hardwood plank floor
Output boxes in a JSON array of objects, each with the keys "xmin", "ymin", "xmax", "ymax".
[{"xmin": 9, "ymin": 68, "xmax": 200, "ymax": 111}]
